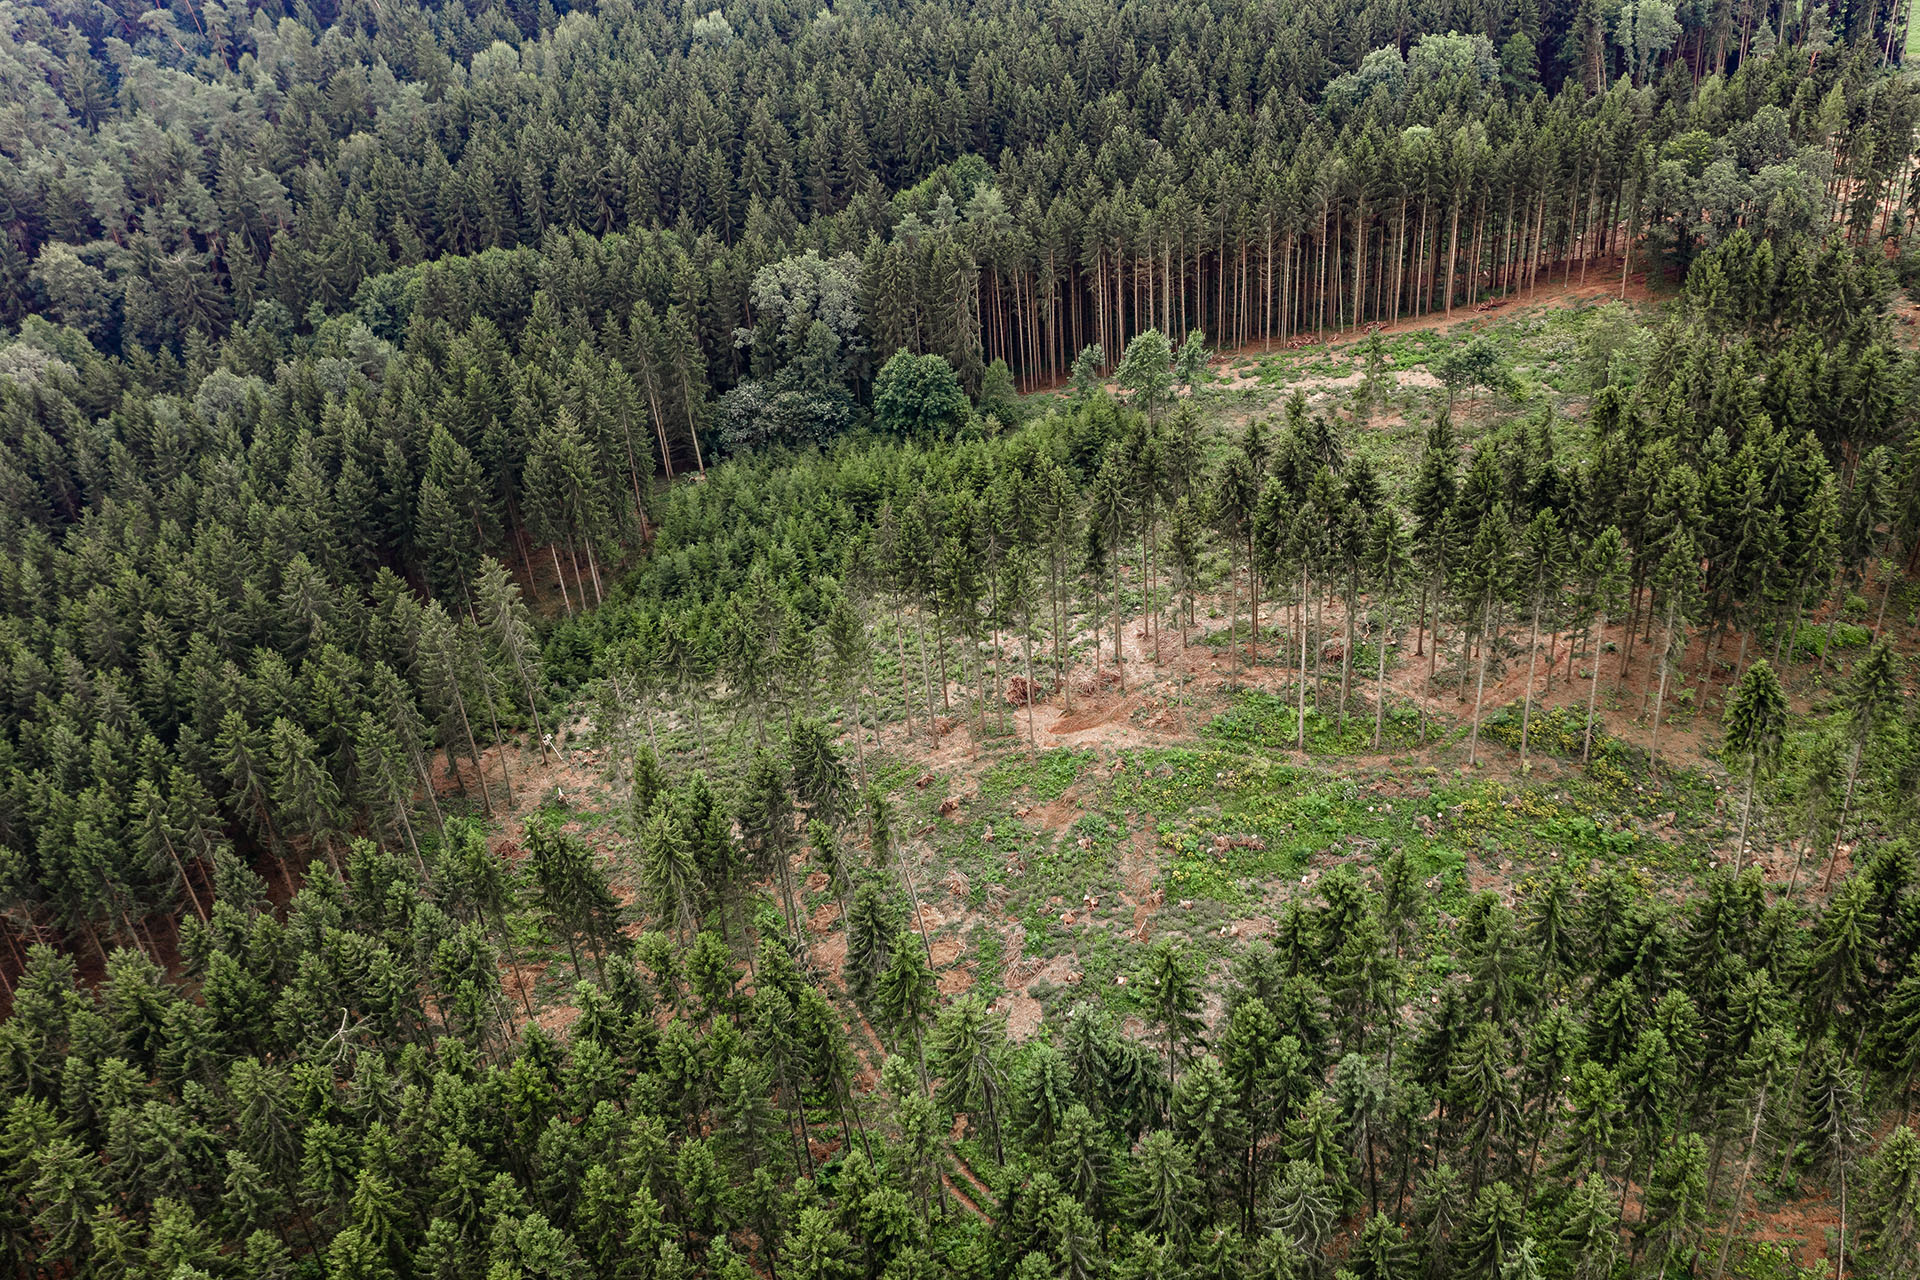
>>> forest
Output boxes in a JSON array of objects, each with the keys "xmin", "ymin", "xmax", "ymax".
[{"xmin": 4, "ymin": 0, "xmax": 1920, "ymax": 1277}]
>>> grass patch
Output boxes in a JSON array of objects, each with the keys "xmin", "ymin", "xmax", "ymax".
[
  {"xmin": 1203, "ymin": 689, "xmax": 1423, "ymax": 754},
  {"xmin": 981, "ymin": 747, "xmax": 1094, "ymax": 802},
  {"xmin": 1478, "ymin": 702, "xmax": 1623, "ymax": 763}
]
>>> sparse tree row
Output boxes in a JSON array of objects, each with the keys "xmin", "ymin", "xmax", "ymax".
[{"xmin": 6, "ymin": 0, "xmax": 1920, "ymax": 439}]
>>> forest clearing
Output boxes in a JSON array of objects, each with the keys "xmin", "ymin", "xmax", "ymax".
[{"xmin": 4, "ymin": 2, "xmax": 1920, "ymax": 1279}]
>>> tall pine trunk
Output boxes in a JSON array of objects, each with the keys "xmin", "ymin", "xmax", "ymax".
[
  {"xmin": 1518, "ymin": 588, "xmax": 1544, "ymax": 771},
  {"xmin": 1467, "ymin": 600, "xmax": 1493, "ymax": 766}
]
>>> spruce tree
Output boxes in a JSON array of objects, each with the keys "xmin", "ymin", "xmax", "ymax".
[
  {"xmin": 1514, "ymin": 509, "xmax": 1566, "ymax": 772},
  {"xmin": 1366, "ymin": 509, "xmax": 1414, "ymax": 748},
  {"xmin": 1579, "ymin": 527, "xmax": 1631, "ymax": 764},
  {"xmin": 1721, "ymin": 659, "xmax": 1787, "ymax": 871},
  {"xmin": 1828, "ymin": 639, "xmax": 1904, "ymax": 889},
  {"xmin": 1088, "ymin": 447, "xmax": 1135, "ymax": 690},
  {"xmin": 1460, "ymin": 505, "xmax": 1516, "ymax": 768}
]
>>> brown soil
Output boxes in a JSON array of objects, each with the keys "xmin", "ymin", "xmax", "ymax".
[
  {"xmin": 998, "ymin": 989, "xmax": 1044, "ymax": 1040},
  {"xmin": 1118, "ymin": 821, "xmax": 1162, "ymax": 943},
  {"xmin": 1026, "ymin": 265, "xmax": 1658, "ymax": 396},
  {"xmin": 1023, "ymin": 780, "xmax": 1087, "ymax": 831},
  {"xmin": 1049, "ymin": 695, "xmax": 1137, "ymax": 735},
  {"xmin": 533, "ymin": 1002, "xmax": 582, "ymax": 1037},
  {"xmin": 945, "ymin": 1157, "xmax": 996, "ymax": 1220},
  {"xmin": 1744, "ymin": 1189, "xmax": 1839, "ymax": 1269}
]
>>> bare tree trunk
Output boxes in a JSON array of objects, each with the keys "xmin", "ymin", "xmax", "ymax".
[
  {"xmin": 1374, "ymin": 598, "xmax": 1392, "ymax": 748},
  {"xmin": 1444, "ymin": 197, "xmax": 1461, "ymax": 315},
  {"xmin": 1519, "ymin": 591, "xmax": 1544, "ymax": 771},
  {"xmin": 549, "ymin": 545, "xmax": 574, "ymax": 616},
  {"xmin": 892, "ymin": 602, "xmax": 920, "ymax": 740},
  {"xmin": 1826, "ymin": 742, "xmax": 1864, "ymax": 892},
  {"xmin": 1022, "ymin": 618, "xmax": 1038, "ymax": 753},
  {"xmin": 1648, "ymin": 599, "xmax": 1677, "ymax": 779},
  {"xmin": 1340, "ymin": 576, "xmax": 1356, "ymax": 730},
  {"xmin": 1297, "ymin": 565, "xmax": 1310, "ymax": 752},
  {"xmin": 1735, "ymin": 757, "xmax": 1758, "ymax": 875},
  {"xmin": 1468, "ymin": 602, "xmax": 1493, "ymax": 766}
]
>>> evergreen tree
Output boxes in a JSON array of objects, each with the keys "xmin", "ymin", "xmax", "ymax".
[
  {"xmin": 1828, "ymin": 640, "xmax": 1904, "ymax": 889},
  {"xmin": 1513, "ymin": 509, "xmax": 1566, "ymax": 772},
  {"xmin": 1138, "ymin": 939, "xmax": 1205, "ymax": 1106},
  {"xmin": 1116, "ymin": 329, "xmax": 1175, "ymax": 425},
  {"xmin": 1579, "ymin": 527, "xmax": 1631, "ymax": 763},
  {"xmin": 1722, "ymin": 659, "xmax": 1788, "ymax": 871}
]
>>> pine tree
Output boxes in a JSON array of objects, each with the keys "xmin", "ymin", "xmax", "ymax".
[
  {"xmin": 1366, "ymin": 509, "xmax": 1414, "ymax": 748},
  {"xmin": 932, "ymin": 994, "xmax": 1008, "ymax": 1163},
  {"xmin": 419, "ymin": 601, "xmax": 500, "ymax": 815},
  {"xmin": 1788, "ymin": 728, "xmax": 1846, "ymax": 896},
  {"xmin": 823, "ymin": 592, "xmax": 872, "ymax": 783},
  {"xmin": 1001, "ymin": 546, "xmax": 1043, "ymax": 749},
  {"xmin": 1215, "ymin": 453, "xmax": 1260, "ymax": 677},
  {"xmin": 1828, "ymin": 639, "xmax": 1903, "ymax": 889},
  {"xmin": 1558, "ymin": 1171, "xmax": 1621, "ymax": 1280},
  {"xmin": 1069, "ymin": 345, "xmax": 1104, "ymax": 404},
  {"xmin": 1460, "ymin": 504, "xmax": 1516, "ymax": 768},
  {"xmin": 790, "ymin": 719, "xmax": 852, "ymax": 830},
  {"xmin": 1514, "ymin": 509, "xmax": 1566, "ymax": 772},
  {"xmin": 1803, "ymin": 1036, "xmax": 1870, "ymax": 1280},
  {"xmin": 740, "ymin": 747, "xmax": 803, "ymax": 941},
  {"xmin": 1129, "ymin": 1129, "xmax": 1201, "ymax": 1248},
  {"xmin": 1777, "ymin": 469, "xmax": 1840, "ymax": 668},
  {"xmin": 1116, "ymin": 329, "xmax": 1175, "ymax": 425},
  {"xmin": 525, "ymin": 812, "xmax": 621, "ymax": 978},
  {"xmin": 1270, "ymin": 1158, "xmax": 1340, "ymax": 1262},
  {"xmin": 475, "ymin": 557, "xmax": 552, "ymax": 764},
  {"xmin": 874, "ymin": 941, "xmax": 938, "ymax": 1083},
  {"xmin": 1169, "ymin": 494, "xmax": 1204, "ymax": 650},
  {"xmin": 1861, "ymin": 1126, "xmax": 1920, "ymax": 1280},
  {"xmin": 1637, "ymin": 1133, "xmax": 1708, "ymax": 1277},
  {"xmin": 843, "ymin": 879, "xmax": 896, "ymax": 1008},
  {"xmin": 1826, "ymin": 445, "xmax": 1892, "ymax": 666},
  {"xmin": 640, "ymin": 801, "xmax": 702, "ymax": 943},
  {"xmin": 268, "ymin": 718, "xmax": 342, "ymax": 871},
  {"xmin": 1088, "ymin": 447, "xmax": 1134, "ymax": 690},
  {"xmin": 1138, "ymin": 939, "xmax": 1205, "ymax": 1105},
  {"xmin": 1721, "ymin": 659, "xmax": 1787, "ymax": 872},
  {"xmin": 1453, "ymin": 1181, "xmax": 1523, "ymax": 1278},
  {"xmin": 1646, "ymin": 529, "xmax": 1703, "ymax": 778},
  {"xmin": 1710, "ymin": 1024, "xmax": 1798, "ymax": 1280},
  {"xmin": 1579, "ymin": 527, "xmax": 1631, "ymax": 764}
]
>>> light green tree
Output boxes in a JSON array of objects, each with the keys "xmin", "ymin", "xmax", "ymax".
[
  {"xmin": 1721, "ymin": 660, "xmax": 1787, "ymax": 871},
  {"xmin": 1116, "ymin": 328, "xmax": 1175, "ymax": 424}
]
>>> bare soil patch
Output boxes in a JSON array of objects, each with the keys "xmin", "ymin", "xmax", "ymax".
[{"xmin": 1118, "ymin": 822, "xmax": 1163, "ymax": 943}]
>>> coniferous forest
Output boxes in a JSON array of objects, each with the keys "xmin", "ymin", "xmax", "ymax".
[{"xmin": 7, "ymin": 0, "xmax": 1920, "ymax": 1277}]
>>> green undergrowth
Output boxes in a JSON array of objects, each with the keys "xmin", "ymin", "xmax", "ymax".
[
  {"xmin": 892, "ymin": 657, "xmax": 1727, "ymax": 1010},
  {"xmin": 1477, "ymin": 701, "xmax": 1628, "ymax": 764},
  {"xmin": 1758, "ymin": 618, "xmax": 1874, "ymax": 661},
  {"xmin": 1203, "ymin": 688, "xmax": 1425, "ymax": 755},
  {"xmin": 980, "ymin": 748, "xmax": 1095, "ymax": 802}
]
